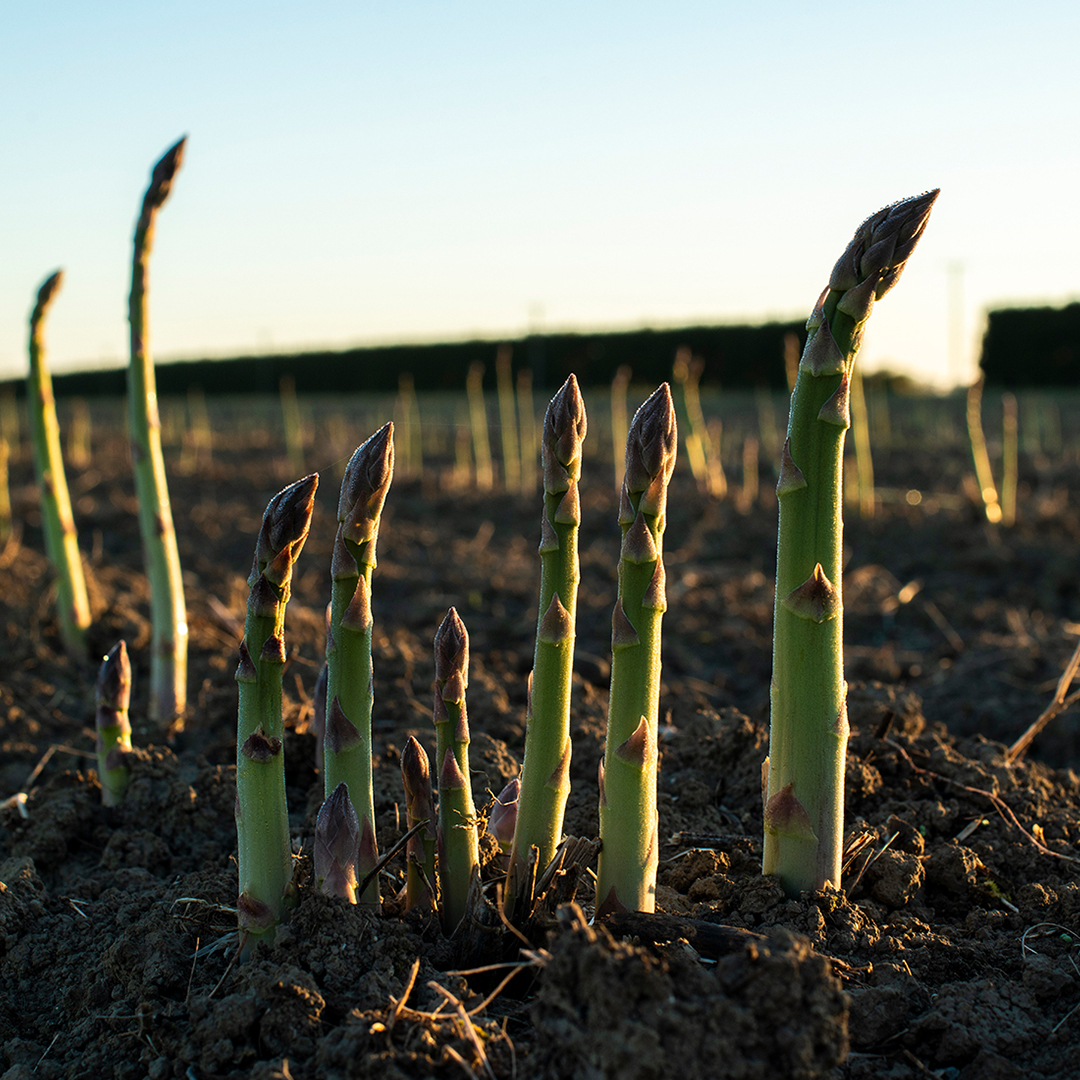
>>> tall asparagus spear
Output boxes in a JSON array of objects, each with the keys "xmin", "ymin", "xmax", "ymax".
[
  {"xmin": 28, "ymin": 270, "xmax": 91, "ymax": 655},
  {"xmin": 764, "ymin": 191, "xmax": 938, "ymax": 895},
  {"xmin": 596, "ymin": 385, "xmax": 677, "ymax": 915},
  {"xmin": 236, "ymin": 474, "xmax": 318, "ymax": 951},
  {"xmin": 506, "ymin": 375, "xmax": 587, "ymax": 907},
  {"xmin": 433, "ymin": 608, "xmax": 480, "ymax": 935},
  {"xmin": 96, "ymin": 641, "xmax": 133, "ymax": 807},
  {"xmin": 128, "ymin": 137, "xmax": 188, "ymax": 727},
  {"xmin": 323, "ymin": 424, "xmax": 394, "ymax": 908}
]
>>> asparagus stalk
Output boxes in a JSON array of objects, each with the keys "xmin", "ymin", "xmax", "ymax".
[
  {"xmin": 236, "ymin": 474, "xmax": 319, "ymax": 950},
  {"xmin": 496, "ymin": 345, "xmax": 521, "ymax": 492},
  {"xmin": 433, "ymin": 607, "xmax": 480, "ymax": 935},
  {"xmin": 0, "ymin": 436, "xmax": 11, "ymax": 543},
  {"xmin": 96, "ymin": 641, "xmax": 133, "ymax": 807},
  {"xmin": 323, "ymin": 424, "xmax": 394, "ymax": 909},
  {"xmin": 28, "ymin": 271, "xmax": 91, "ymax": 655},
  {"xmin": 764, "ymin": 190, "xmax": 938, "ymax": 895},
  {"xmin": 596, "ymin": 385, "xmax": 677, "ymax": 915},
  {"xmin": 400, "ymin": 735, "xmax": 436, "ymax": 911},
  {"xmin": 506, "ymin": 375, "xmax": 587, "ymax": 906},
  {"xmin": 315, "ymin": 781, "xmax": 360, "ymax": 904},
  {"xmin": 128, "ymin": 137, "xmax": 188, "ymax": 726}
]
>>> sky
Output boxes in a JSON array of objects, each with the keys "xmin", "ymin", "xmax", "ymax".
[{"xmin": 2, "ymin": 1, "xmax": 1079, "ymax": 389}]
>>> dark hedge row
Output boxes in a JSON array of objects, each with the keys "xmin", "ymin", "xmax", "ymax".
[
  {"xmin": 6, "ymin": 320, "xmax": 804, "ymax": 398},
  {"xmin": 981, "ymin": 302, "xmax": 1080, "ymax": 388}
]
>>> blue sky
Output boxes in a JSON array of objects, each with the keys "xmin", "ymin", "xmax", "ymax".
[{"xmin": 2, "ymin": 1, "xmax": 1078, "ymax": 387}]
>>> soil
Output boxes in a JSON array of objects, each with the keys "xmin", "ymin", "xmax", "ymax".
[{"xmin": 3, "ymin": 390, "xmax": 1080, "ymax": 1079}]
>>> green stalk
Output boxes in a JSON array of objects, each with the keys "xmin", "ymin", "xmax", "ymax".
[
  {"xmin": 323, "ymin": 423, "xmax": 394, "ymax": 908},
  {"xmin": 128, "ymin": 137, "xmax": 188, "ymax": 726},
  {"xmin": 401, "ymin": 735, "xmax": 436, "ymax": 912},
  {"xmin": 596, "ymin": 384, "xmax": 677, "ymax": 915},
  {"xmin": 28, "ymin": 271, "xmax": 91, "ymax": 655},
  {"xmin": 433, "ymin": 607, "xmax": 480, "ymax": 935},
  {"xmin": 0, "ymin": 436, "xmax": 11, "ymax": 544},
  {"xmin": 610, "ymin": 365, "xmax": 631, "ymax": 493},
  {"xmin": 506, "ymin": 375, "xmax": 587, "ymax": 908},
  {"xmin": 96, "ymin": 641, "xmax": 133, "ymax": 807},
  {"xmin": 849, "ymin": 362, "xmax": 875, "ymax": 519},
  {"xmin": 764, "ymin": 190, "xmax": 938, "ymax": 895},
  {"xmin": 1001, "ymin": 391, "xmax": 1018, "ymax": 527},
  {"xmin": 966, "ymin": 376, "xmax": 1001, "ymax": 523},
  {"xmin": 236, "ymin": 474, "xmax": 319, "ymax": 950}
]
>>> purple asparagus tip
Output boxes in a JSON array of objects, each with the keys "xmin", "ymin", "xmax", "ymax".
[{"xmin": 315, "ymin": 782, "xmax": 361, "ymax": 904}]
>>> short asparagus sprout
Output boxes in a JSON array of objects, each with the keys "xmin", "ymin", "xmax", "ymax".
[
  {"xmin": 128, "ymin": 137, "xmax": 189, "ymax": 726},
  {"xmin": 236, "ymin": 474, "xmax": 319, "ymax": 950},
  {"xmin": 507, "ymin": 374, "xmax": 587, "ymax": 908},
  {"xmin": 28, "ymin": 270, "xmax": 91, "ymax": 655},
  {"xmin": 488, "ymin": 778, "xmax": 520, "ymax": 874},
  {"xmin": 764, "ymin": 190, "xmax": 938, "ymax": 895},
  {"xmin": 323, "ymin": 423, "xmax": 394, "ymax": 909},
  {"xmin": 596, "ymin": 384, "xmax": 677, "ymax": 915},
  {"xmin": 400, "ymin": 735, "xmax": 436, "ymax": 912},
  {"xmin": 433, "ymin": 607, "xmax": 480, "ymax": 935},
  {"xmin": 96, "ymin": 642, "xmax": 133, "ymax": 807},
  {"xmin": 315, "ymin": 782, "xmax": 360, "ymax": 904}
]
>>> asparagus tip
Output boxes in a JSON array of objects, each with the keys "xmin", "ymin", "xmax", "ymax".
[
  {"xmin": 97, "ymin": 640, "xmax": 132, "ymax": 711},
  {"xmin": 146, "ymin": 136, "xmax": 188, "ymax": 210},
  {"xmin": 401, "ymin": 735, "xmax": 432, "ymax": 802},
  {"xmin": 315, "ymin": 781, "xmax": 360, "ymax": 903},
  {"xmin": 544, "ymin": 373, "xmax": 588, "ymax": 470},
  {"xmin": 624, "ymin": 383, "xmax": 677, "ymax": 495},
  {"xmin": 339, "ymin": 422, "xmax": 395, "ymax": 538},
  {"xmin": 488, "ymin": 778, "xmax": 520, "ymax": 847},
  {"xmin": 434, "ymin": 607, "xmax": 469, "ymax": 688}
]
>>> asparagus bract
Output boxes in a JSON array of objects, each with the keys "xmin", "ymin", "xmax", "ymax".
[
  {"xmin": 507, "ymin": 375, "xmax": 586, "ymax": 906},
  {"xmin": 433, "ymin": 608, "xmax": 480, "ymax": 935},
  {"xmin": 323, "ymin": 424, "xmax": 394, "ymax": 908},
  {"xmin": 401, "ymin": 735, "xmax": 436, "ymax": 911},
  {"xmin": 764, "ymin": 191, "xmax": 938, "ymax": 894},
  {"xmin": 236, "ymin": 474, "xmax": 318, "ymax": 950},
  {"xmin": 315, "ymin": 781, "xmax": 360, "ymax": 904},
  {"xmin": 96, "ymin": 641, "xmax": 133, "ymax": 806},
  {"xmin": 28, "ymin": 271, "xmax": 91, "ymax": 655},
  {"xmin": 128, "ymin": 138, "xmax": 189, "ymax": 726},
  {"xmin": 596, "ymin": 384, "xmax": 677, "ymax": 915}
]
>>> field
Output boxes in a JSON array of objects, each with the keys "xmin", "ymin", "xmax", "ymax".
[{"xmin": 3, "ymin": 384, "xmax": 1080, "ymax": 1079}]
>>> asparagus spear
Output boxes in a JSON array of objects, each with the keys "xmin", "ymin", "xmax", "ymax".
[
  {"xmin": 433, "ymin": 607, "xmax": 480, "ymax": 935},
  {"xmin": 28, "ymin": 271, "xmax": 91, "ymax": 655},
  {"xmin": 236, "ymin": 474, "xmax": 318, "ymax": 950},
  {"xmin": 596, "ymin": 385, "xmax": 677, "ymax": 915},
  {"xmin": 128, "ymin": 137, "xmax": 188, "ymax": 727},
  {"xmin": 96, "ymin": 641, "xmax": 133, "ymax": 807},
  {"xmin": 400, "ymin": 735, "xmax": 436, "ymax": 912},
  {"xmin": 764, "ymin": 190, "xmax": 938, "ymax": 895},
  {"xmin": 323, "ymin": 424, "xmax": 394, "ymax": 908},
  {"xmin": 506, "ymin": 375, "xmax": 587, "ymax": 907},
  {"xmin": 315, "ymin": 781, "xmax": 360, "ymax": 904}
]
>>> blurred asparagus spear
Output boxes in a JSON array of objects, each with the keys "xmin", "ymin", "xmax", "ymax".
[
  {"xmin": 28, "ymin": 271, "xmax": 91, "ymax": 655},
  {"xmin": 96, "ymin": 641, "xmax": 133, "ymax": 806},
  {"xmin": 236, "ymin": 474, "xmax": 318, "ymax": 951},
  {"xmin": 506, "ymin": 375, "xmax": 587, "ymax": 908},
  {"xmin": 764, "ymin": 190, "xmax": 938, "ymax": 894},
  {"xmin": 128, "ymin": 138, "xmax": 189, "ymax": 727},
  {"xmin": 323, "ymin": 424, "xmax": 394, "ymax": 908},
  {"xmin": 596, "ymin": 385, "xmax": 677, "ymax": 914}
]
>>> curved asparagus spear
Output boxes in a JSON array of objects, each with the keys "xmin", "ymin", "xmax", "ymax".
[
  {"xmin": 401, "ymin": 735, "xmax": 436, "ymax": 911},
  {"xmin": 236, "ymin": 474, "xmax": 318, "ymax": 951},
  {"xmin": 507, "ymin": 374, "xmax": 587, "ymax": 906},
  {"xmin": 323, "ymin": 423, "xmax": 394, "ymax": 908},
  {"xmin": 596, "ymin": 385, "xmax": 677, "ymax": 915},
  {"xmin": 96, "ymin": 641, "xmax": 133, "ymax": 806},
  {"xmin": 28, "ymin": 271, "xmax": 91, "ymax": 655},
  {"xmin": 434, "ymin": 608, "xmax": 480, "ymax": 935},
  {"xmin": 764, "ymin": 191, "xmax": 938, "ymax": 894},
  {"xmin": 128, "ymin": 137, "xmax": 188, "ymax": 727}
]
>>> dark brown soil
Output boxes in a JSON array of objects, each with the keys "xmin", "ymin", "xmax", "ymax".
[{"xmin": 3, "ymin": 390, "xmax": 1080, "ymax": 1079}]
